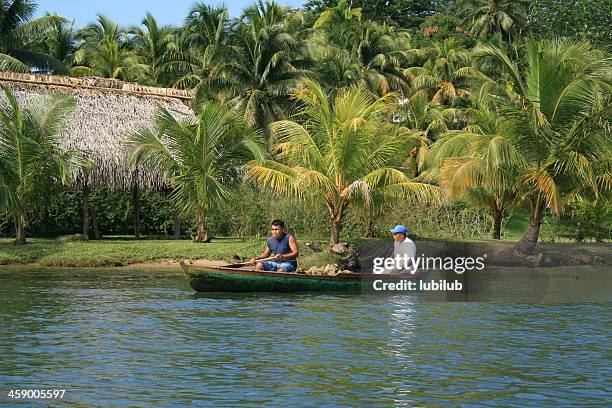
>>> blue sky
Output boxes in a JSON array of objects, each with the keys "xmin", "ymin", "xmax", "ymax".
[{"xmin": 34, "ymin": 0, "xmax": 306, "ymax": 28}]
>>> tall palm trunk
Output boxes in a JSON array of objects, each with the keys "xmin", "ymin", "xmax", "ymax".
[
  {"xmin": 91, "ymin": 205, "xmax": 101, "ymax": 240},
  {"xmin": 195, "ymin": 207, "xmax": 208, "ymax": 243},
  {"xmin": 365, "ymin": 213, "xmax": 374, "ymax": 238},
  {"xmin": 173, "ymin": 204, "xmax": 181, "ymax": 239},
  {"xmin": 132, "ymin": 170, "xmax": 140, "ymax": 239},
  {"xmin": 39, "ymin": 206, "xmax": 49, "ymax": 236},
  {"xmin": 516, "ymin": 196, "xmax": 547, "ymax": 254},
  {"xmin": 329, "ymin": 203, "xmax": 345, "ymax": 245},
  {"xmin": 82, "ymin": 182, "xmax": 90, "ymax": 237},
  {"xmin": 15, "ymin": 216, "xmax": 26, "ymax": 245},
  {"xmin": 331, "ymin": 220, "xmax": 341, "ymax": 245},
  {"xmin": 491, "ymin": 204, "xmax": 503, "ymax": 240}
]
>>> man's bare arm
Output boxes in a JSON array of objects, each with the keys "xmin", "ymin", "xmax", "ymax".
[
  {"xmin": 276, "ymin": 235, "xmax": 299, "ymax": 260},
  {"xmin": 250, "ymin": 245, "xmax": 271, "ymax": 264}
]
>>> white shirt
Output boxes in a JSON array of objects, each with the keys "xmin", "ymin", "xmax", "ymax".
[{"xmin": 387, "ymin": 237, "xmax": 417, "ymax": 274}]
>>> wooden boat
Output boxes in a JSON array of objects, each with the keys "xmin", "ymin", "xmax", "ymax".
[{"xmin": 181, "ymin": 259, "xmax": 429, "ymax": 293}]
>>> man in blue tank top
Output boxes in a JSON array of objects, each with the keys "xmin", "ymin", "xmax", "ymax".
[{"xmin": 249, "ymin": 220, "xmax": 299, "ymax": 272}]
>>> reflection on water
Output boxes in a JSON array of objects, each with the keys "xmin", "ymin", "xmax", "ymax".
[{"xmin": 0, "ymin": 266, "xmax": 610, "ymax": 407}]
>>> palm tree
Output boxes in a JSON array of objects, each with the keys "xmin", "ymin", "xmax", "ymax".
[
  {"xmin": 312, "ymin": 0, "xmax": 361, "ymax": 52},
  {"xmin": 312, "ymin": 48, "xmax": 363, "ymax": 95},
  {"xmin": 219, "ymin": 1, "xmax": 308, "ymax": 134},
  {"xmin": 34, "ymin": 15, "xmax": 78, "ymax": 71},
  {"xmin": 360, "ymin": 191, "xmax": 385, "ymax": 238},
  {"xmin": 313, "ymin": 0, "xmax": 361, "ymax": 29},
  {"xmin": 311, "ymin": 9, "xmax": 412, "ymax": 96},
  {"xmin": 404, "ymin": 38, "xmax": 471, "ymax": 106},
  {"xmin": 468, "ymin": 38, "xmax": 611, "ymax": 252},
  {"xmin": 395, "ymin": 89, "xmax": 463, "ymax": 174},
  {"xmin": 355, "ymin": 22, "xmax": 413, "ymax": 96},
  {"xmin": 457, "ymin": 0, "xmax": 529, "ymax": 41},
  {"xmin": 0, "ymin": 1, "xmax": 67, "ymax": 73},
  {"xmin": 126, "ymin": 102, "xmax": 265, "ymax": 243},
  {"xmin": 246, "ymin": 79, "xmax": 438, "ymax": 244},
  {"xmin": 72, "ymin": 14, "xmax": 144, "ymax": 80},
  {"xmin": 0, "ymin": 87, "xmax": 85, "ymax": 245},
  {"xmin": 131, "ymin": 13, "xmax": 175, "ymax": 86},
  {"xmin": 429, "ymin": 107, "xmax": 520, "ymax": 239},
  {"xmin": 160, "ymin": 4, "xmax": 230, "ymax": 97}
]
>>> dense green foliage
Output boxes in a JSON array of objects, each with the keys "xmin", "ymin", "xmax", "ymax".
[
  {"xmin": 246, "ymin": 80, "xmax": 438, "ymax": 243},
  {"xmin": 430, "ymin": 38, "xmax": 611, "ymax": 250},
  {"xmin": 0, "ymin": 0, "xmax": 67, "ymax": 73},
  {"xmin": 304, "ymin": 0, "xmax": 452, "ymax": 29},
  {"xmin": 0, "ymin": 0, "xmax": 610, "ymax": 250},
  {"xmin": 0, "ymin": 87, "xmax": 86, "ymax": 244},
  {"xmin": 527, "ymin": 0, "xmax": 612, "ymax": 47},
  {"xmin": 2, "ymin": 183, "xmax": 607, "ymax": 244},
  {"xmin": 127, "ymin": 102, "xmax": 264, "ymax": 242}
]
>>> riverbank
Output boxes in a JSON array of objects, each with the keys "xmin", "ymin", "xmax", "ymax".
[
  {"xmin": 0, "ymin": 237, "xmax": 264, "ymax": 267},
  {"xmin": 1, "ymin": 236, "xmax": 609, "ymax": 269},
  {"xmin": 360, "ymin": 238, "xmax": 612, "ymax": 269}
]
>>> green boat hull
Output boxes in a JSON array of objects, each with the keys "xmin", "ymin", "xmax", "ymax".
[{"xmin": 181, "ymin": 260, "xmax": 428, "ymax": 293}]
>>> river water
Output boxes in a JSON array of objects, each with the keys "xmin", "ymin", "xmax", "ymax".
[{"xmin": 1, "ymin": 266, "xmax": 610, "ymax": 407}]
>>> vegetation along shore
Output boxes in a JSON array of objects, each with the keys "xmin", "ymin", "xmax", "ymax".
[
  {"xmin": 0, "ymin": 0, "xmax": 609, "ymax": 262},
  {"xmin": 1, "ymin": 237, "xmax": 609, "ymax": 269}
]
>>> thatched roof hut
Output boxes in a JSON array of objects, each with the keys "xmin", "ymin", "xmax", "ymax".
[{"xmin": 0, "ymin": 71, "xmax": 195, "ymax": 189}]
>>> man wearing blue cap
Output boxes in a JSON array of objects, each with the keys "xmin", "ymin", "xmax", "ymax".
[{"xmin": 384, "ymin": 224, "xmax": 417, "ymax": 274}]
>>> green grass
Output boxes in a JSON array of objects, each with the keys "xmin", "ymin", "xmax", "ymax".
[
  {"xmin": 502, "ymin": 210, "xmax": 590, "ymax": 242},
  {"xmin": 0, "ymin": 237, "xmax": 265, "ymax": 267},
  {"xmin": 0, "ymin": 236, "xmax": 336, "ymax": 267},
  {"xmin": 1, "ymin": 223, "xmax": 605, "ymax": 268},
  {"xmin": 501, "ymin": 210, "xmax": 529, "ymax": 241}
]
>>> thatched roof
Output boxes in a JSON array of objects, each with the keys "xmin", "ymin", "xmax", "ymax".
[{"xmin": 0, "ymin": 71, "xmax": 195, "ymax": 189}]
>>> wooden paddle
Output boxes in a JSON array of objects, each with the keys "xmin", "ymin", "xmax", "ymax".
[{"xmin": 222, "ymin": 255, "xmax": 278, "ymax": 268}]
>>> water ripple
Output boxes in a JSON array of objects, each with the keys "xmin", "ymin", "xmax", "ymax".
[{"xmin": 0, "ymin": 266, "xmax": 610, "ymax": 407}]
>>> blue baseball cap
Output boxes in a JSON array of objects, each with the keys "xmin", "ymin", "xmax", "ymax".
[{"xmin": 390, "ymin": 225, "xmax": 408, "ymax": 234}]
